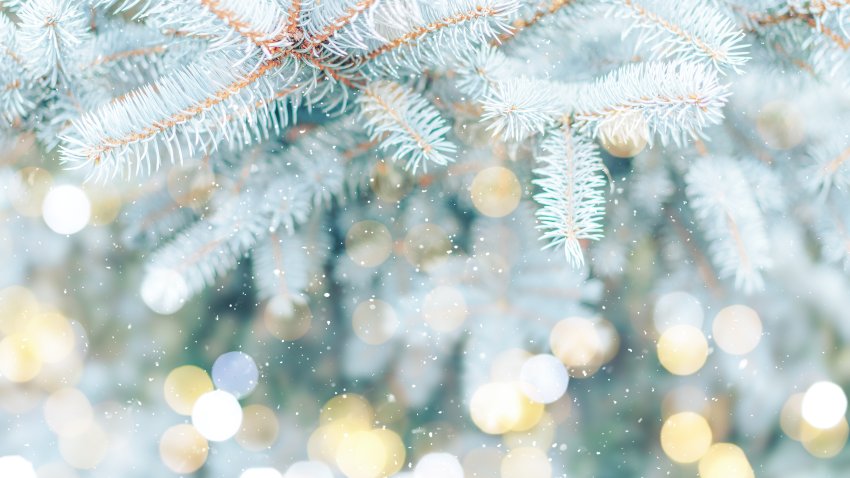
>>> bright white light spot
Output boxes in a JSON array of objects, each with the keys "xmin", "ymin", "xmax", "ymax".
[
  {"xmin": 42, "ymin": 185, "xmax": 90, "ymax": 235},
  {"xmin": 519, "ymin": 354, "xmax": 569, "ymax": 404},
  {"xmin": 802, "ymin": 381, "xmax": 848, "ymax": 429},
  {"xmin": 240, "ymin": 467, "xmax": 282, "ymax": 478},
  {"xmin": 192, "ymin": 390, "xmax": 243, "ymax": 441},
  {"xmin": 0, "ymin": 455, "xmax": 36, "ymax": 478},
  {"xmin": 213, "ymin": 351, "xmax": 259, "ymax": 399},
  {"xmin": 413, "ymin": 453, "xmax": 463, "ymax": 478},
  {"xmin": 283, "ymin": 461, "xmax": 333, "ymax": 478},
  {"xmin": 141, "ymin": 267, "xmax": 189, "ymax": 315}
]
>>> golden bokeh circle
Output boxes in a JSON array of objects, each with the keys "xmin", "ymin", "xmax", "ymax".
[
  {"xmin": 469, "ymin": 166, "xmax": 522, "ymax": 218},
  {"xmin": 698, "ymin": 443, "xmax": 755, "ymax": 478},
  {"xmin": 159, "ymin": 424, "xmax": 209, "ymax": 474},
  {"xmin": 163, "ymin": 365, "xmax": 214, "ymax": 415},
  {"xmin": 352, "ymin": 299, "xmax": 399, "ymax": 345},
  {"xmin": 660, "ymin": 411, "xmax": 713, "ymax": 464},
  {"xmin": 345, "ymin": 220, "xmax": 393, "ymax": 268},
  {"xmin": 712, "ymin": 305, "xmax": 762, "ymax": 355},
  {"xmin": 657, "ymin": 325, "xmax": 708, "ymax": 376},
  {"xmin": 236, "ymin": 404, "xmax": 280, "ymax": 451}
]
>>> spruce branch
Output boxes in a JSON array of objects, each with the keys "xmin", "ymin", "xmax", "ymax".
[
  {"xmin": 573, "ymin": 61, "xmax": 731, "ymax": 146},
  {"xmin": 357, "ymin": 80, "xmax": 456, "ymax": 172},
  {"xmin": 59, "ymin": 52, "xmax": 301, "ymax": 180},
  {"xmin": 609, "ymin": 0, "xmax": 749, "ymax": 73},
  {"xmin": 481, "ymin": 77, "xmax": 571, "ymax": 141},
  {"xmin": 533, "ymin": 124, "xmax": 607, "ymax": 268},
  {"xmin": 16, "ymin": 0, "xmax": 92, "ymax": 85},
  {"xmin": 359, "ymin": 0, "xmax": 519, "ymax": 76},
  {"xmin": 686, "ymin": 156, "xmax": 772, "ymax": 293}
]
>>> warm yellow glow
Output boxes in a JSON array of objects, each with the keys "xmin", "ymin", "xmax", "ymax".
[
  {"xmin": 510, "ymin": 394, "xmax": 545, "ymax": 432},
  {"xmin": 262, "ymin": 296, "xmax": 312, "ymax": 341},
  {"xmin": 44, "ymin": 388, "xmax": 93, "ymax": 438},
  {"xmin": 335, "ymin": 430, "xmax": 387, "ymax": 478},
  {"xmin": 490, "ymin": 349, "xmax": 532, "ymax": 383},
  {"xmin": 352, "ymin": 299, "xmax": 399, "ymax": 345},
  {"xmin": 660, "ymin": 411, "xmax": 713, "ymax": 464},
  {"xmin": 372, "ymin": 428, "xmax": 406, "ymax": 476},
  {"xmin": 346, "ymin": 221, "xmax": 393, "ymax": 268},
  {"xmin": 320, "ymin": 394, "xmax": 375, "ymax": 427},
  {"xmin": 550, "ymin": 317, "xmax": 600, "ymax": 369},
  {"xmin": 801, "ymin": 417, "xmax": 849, "ymax": 458},
  {"xmin": 163, "ymin": 365, "xmax": 214, "ymax": 415},
  {"xmin": 657, "ymin": 325, "xmax": 708, "ymax": 376},
  {"xmin": 500, "ymin": 447, "xmax": 551, "ymax": 478},
  {"xmin": 59, "ymin": 423, "xmax": 108, "ymax": 469},
  {"xmin": 159, "ymin": 424, "xmax": 209, "ymax": 474},
  {"xmin": 0, "ymin": 334, "xmax": 42, "ymax": 382},
  {"xmin": 698, "ymin": 443, "xmax": 755, "ymax": 478},
  {"xmin": 308, "ymin": 420, "xmax": 371, "ymax": 464},
  {"xmin": 470, "ymin": 166, "xmax": 522, "ymax": 217},
  {"xmin": 470, "ymin": 382, "xmax": 524, "ymax": 435},
  {"xmin": 422, "ymin": 286, "xmax": 468, "ymax": 332},
  {"xmin": 780, "ymin": 393, "xmax": 805, "ymax": 441},
  {"xmin": 236, "ymin": 404, "xmax": 280, "ymax": 451},
  {"xmin": 711, "ymin": 305, "xmax": 762, "ymax": 355},
  {"xmin": 599, "ymin": 114, "xmax": 648, "ymax": 158},
  {"xmin": 29, "ymin": 312, "xmax": 75, "ymax": 364}
]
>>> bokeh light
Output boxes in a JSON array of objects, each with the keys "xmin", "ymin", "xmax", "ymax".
[
  {"xmin": 470, "ymin": 166, "xmax": 522, "ymax": 217},
  {"xmin": 58, "ymin": 423, "xmax": 108, "ymax": 469},
  {"xmin": 801, "ymin": 381, "xmax": 847, "ymax": 429},
  {"xmin": 413, "ymin": 453, "xmax": 464, "ymax": 478},
  {"xmin": 262, "ymin": 296, "xmax": 312, "ymax": 341},
  {"xmin": 283, "ymin": 461, "xmax": 334, "ymax": 478},
  {"xmin": 660, "ymin": 411, "xmax": 713, "ymax": 464},
  {"xmin": 159, "ymin": 424, "xmax": 209, "ymax": 474},
  {"xmin": 711, "ymin": 305, "xmax": 762, "ymax": 355},
  {"xmin": 346, "ymin": 220, "xmax": 393, "ymax": 267},
  {"xmin": 140, "ymin": 267, "xmax": 189, "ymax": 315},
  {"xmin": 164, "ymin": 365, "xmax": 214, "ymax": 415},
  {"xmin": 656, "ymin": 325, "xmax": 708, "ymax": 376},
  {"xmin": 192, "ymin": 390, "xmax": 243, "ymax": 441},
  {"xmin": 44, "ymin": 388, "xmax": 93, "ymax": 437},
  {"xmin": 698, "ymin": 443, "xmax": 754, "ymax": 478},
  {"xmin": 501, "ymin": 447, "xmax": 551, "ymax": 478},
  {"xmin": 0, "ymin": 455, "xmax": 36, "ymax": 478},
  {"xmin": 352, "ymin": 299, "xmax": 399, "ymax": 345},
  {"xmin": 212, "ymin": 351, "xmax": 259, "ymax": 399},
  {"xmin": 801, "ymin": 418, "xmax": 849, "ymax": 458},
  {"xmin": 42, "ymin": 185, "xmax": 91, "ymax": 235},
  {"xmin": 236, "ymin": 404, "xmax": 280, "ymax": 451},
  {"xmin": 240, "ymin": 468, "xmax": 283, "ymax": 478},
  {"xmin": 519, "ymin": 354, "xmax": 569, "ymax": 404}
]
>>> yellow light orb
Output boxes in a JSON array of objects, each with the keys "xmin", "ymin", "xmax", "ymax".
[
  {"xmin": 29, "ymin": 312, "xmax": 75, "ymax": 364},
  {"xmin": 308, "ymin": 420, "xmax": 371, "ymax": 464},
  {"xmin": 0, "ymin": 334, "xmax": 42, "ymax": 382},
  {"xmin": 801, "ymin": 417, "xmax": 849, "ymax": 458},
  {"xmin": 44, "ymin": 388, "xmax": 94, "ymax": 438},
  {"xmin": 711, "ymin": 305, "xmax": 762, "ymax": 355},
  {"xmin": 470, "ymin": 382, "xmax": 524, "ymax": 435},
  {"xmin": 422, "ymin": 286, "xmax": 468, "ymax": 332},
  {"xmin": 262, "ymin": 296, "xmax": 312, "ymax": 341},
  {"xmin": 470, "ymin": 166, "xmax": 521, "ymax": 218},
  {"xmin": 780, "ymin": 393, "xmax": 805, "ymax": 441},
  {"xmin": 598, "ymin": 114, "xmax": 648, "ymax": 158},
  {"xmin": 698, "ymin": 443, "xmax": 755, "ymax": 478},
  {"xmin": 510, "ymin": 394, "xmax": 545, "ymax": 432},
  {"xmin": 504, "ymin": 412, "xmax": 556, "ymax": 450},
  {"xmin": 660, "ymin": 412, "xmax": 713, "ymax": 464},
  {"xmin": 159, "ymin": 424, "xmax": 209, "ymax": 474},
  {"xmin": 372, "ymin": 428, "xmax": 406, "ymax": 476},
  {"xmin": 236, "ymin": 404, "xmax": 280, "ymax": 451},
  {"xmin": 657, "ymin": 325, "xmax": 708, "ymax": 376},
  {"xmin": 371, "ymin": 160, "xmax": 412, "ymax": 203},
  {"xmin": 335, "ymin": 430, "xmax": 387, "ymax": 478},
  {"xmin": 549, "ymin": 317, "xmax": 601, "ymax": 373},
  {"xmin": 352, "ymin": 299, "xmax": 399, "ymax": 345},
  {"xmin": 320, "ymin": 393, "xmax": 375, "ymax": 427},
  {"xmin": 500, "ymin": 447, "xmax": 551, "ymax": 478},
  {"xmin": 59, "ymin": 423, "xmax": 108, "ymax": 470},
  {"xmin": 163, "ymin": 365, "xmax": 214, "ymax": 415},
  {"xmin": 346, "ymin": 221, "xmax": 393, "ymax": 268}
]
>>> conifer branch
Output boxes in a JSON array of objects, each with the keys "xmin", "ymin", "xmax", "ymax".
[
  {"xmin": 533, "ymin": 124, "xmax": 607, "ymax": 268},
  {"xmin": 357, "ymin": 80, "xmax": 456, "ymax": 172}
]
